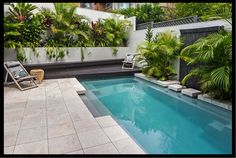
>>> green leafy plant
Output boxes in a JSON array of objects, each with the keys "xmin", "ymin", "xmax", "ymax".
[
  {"xmin": 16, "ymin": 47, "xmax": 27, "ymax": 62},
  {"xmin": 201, "ymin": 3, "xmax": 232, "ymax": 24},
  {"xmin": 174, "ymin": 3, "xmax": 232, "ymax": 21},
  {"xmin": 8, "ymin": 3, "xmax": 37, "ymax": 22},
  {"xmin": 137, "ymin": 29, "xmax": 182, "ymax": 80},
  {"xmin": 4, "ymin": 17, "xmax": 23, "ymax": 48},
  {"xmin": 44, "ymin": 3, "xmax": 88, "ymax": 47},
  {"xmin": 103, "ymin": 18, "xmax": 131, "ymax": 47},
  {"xmin": 111, "ymin": 4, "xmax": 165, "ymax": 23},
  {"xmin": 111, "ymin": 47, "xmax": 118, "ymax": 56},
  {"xmin": 145, "ymin": 26, "xmax": 153, "ymax": 43},
  {"xmin": 180, "ymin": 30, "xmax": 232, "ymax": 99},
  {"xmin": 46, "ymin": 47, "xmax": 67, "ymax": 61}
]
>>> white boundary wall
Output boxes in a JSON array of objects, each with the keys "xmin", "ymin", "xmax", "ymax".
[
  {"xmin": 129, "ymin": 19, "xmax": 231, "ymax": 53},
  {"xmin": 4, "ymin": 3, "xmax": 125, "ymax": 21},
  {"xmin": 4, "ymin": 47, "xmax": 131, "ymax": 64}
]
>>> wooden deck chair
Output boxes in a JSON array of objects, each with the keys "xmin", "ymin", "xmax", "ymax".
[
  {"xmin": 122, "ymin": 53, "xmax": 137, "ymax": 70},
  {"xmin": 4, "ymin": 61, "xmax": 38, "ymax": 91}
]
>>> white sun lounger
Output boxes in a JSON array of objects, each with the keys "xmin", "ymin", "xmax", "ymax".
[{"xmin": 122, "ymin": 53, "xmax": 136, "ymax": 69}]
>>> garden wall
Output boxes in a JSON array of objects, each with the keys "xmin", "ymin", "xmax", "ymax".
[
  {"xmin": 4, "ymin": 3, "xmax": 125, "ymax": 21},
  {"xmin": 4, "ymin": 47, "xmax": 131, "ymax": 64}
]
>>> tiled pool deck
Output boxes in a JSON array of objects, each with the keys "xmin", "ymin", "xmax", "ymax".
[{"xmin": 4, "ymin": 78, "xmax": 145, "ymax": 154}]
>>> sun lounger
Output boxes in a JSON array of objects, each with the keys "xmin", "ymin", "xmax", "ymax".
[
  {"xmin": 122, "ymin": 53, "xmax": 136, "ymax": 69},
  {"xmin": 4, "ymin": 61, "xmax": 38, "ymax": 91}
]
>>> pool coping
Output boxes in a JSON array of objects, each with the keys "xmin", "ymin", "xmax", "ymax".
[{"xmin": 134, "ymin": 73, "xmax": 232, "ymax": 111}]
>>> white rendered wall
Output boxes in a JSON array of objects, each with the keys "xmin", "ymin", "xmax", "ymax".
[
  {"xmin": 129, "ymin": 19, "xmax": 231, "ymax": 53},
  {"xmin": 4, "ymin": 3, "xmax": 124, "ymax": 22},
  {"xmin": 4, "ymin": 47, "xmax": 131, "ymax": 64}
]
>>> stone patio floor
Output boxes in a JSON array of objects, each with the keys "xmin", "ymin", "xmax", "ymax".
[{"xmin": 4, "ymin": 78, "xmax": 145, "ymax": 154}]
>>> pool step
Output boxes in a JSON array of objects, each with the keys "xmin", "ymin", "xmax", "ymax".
[
  {"xmin": 181, "ymin": 88, "xmax": 201, "ymax": 98},
  {"xmin": 168, "ymin": 84, "xmax": 186, "ymax": 92}
]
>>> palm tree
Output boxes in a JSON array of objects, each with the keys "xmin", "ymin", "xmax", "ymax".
[
  {"xmin": 8, "ymin": 3, "xmax": 37, "ymax": 22},
  {"xmin": 180, "ymin": 30, "xmax": 232, "ymax": 99},
  {"xmin": 137, "ymin": 30, "xmax": 182, "ymax": 80}
]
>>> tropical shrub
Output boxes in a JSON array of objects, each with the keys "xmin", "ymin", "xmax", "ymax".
[
  {"xmin": 102, "ymin": 18, "xmax": 131, "ymax": 47},
  {"xmin": 8, "ymin": 3, "xmax": 37, "ymax": 22},
  {"xmin": 90, "ymin": 18, "xmax": 131, "ymax": 47},
  {"xmin": 43, "ymin": 3, "xmax": 88, "ymax": 47},
  {"xmin": 111, "ymin": 4, "xmax": 165, "ymax": 23},
  {"xmin": 5, "ymin": 3, "xmax": 45, "ymax": 61},
  {"xmin": 174, "ymin": 3, "xmax": 232, "ymax": 20},
  {"xmin": 180, "ymin": 30, "xmax": 232, "ymax": 99},
  {"xmin": 4, "ymin": 17, "xmax": 23, "ymax": 48},
  {"xmin": 5, "ymin": 3, "xmax": 44, "ymax": 48},
  {"xmin": 4, "ymin": 3, "xmax": 133, "ymax": 62},
  {"xmin": 137, "ymin": 29, "xmax": 182, "ymax": 80}
]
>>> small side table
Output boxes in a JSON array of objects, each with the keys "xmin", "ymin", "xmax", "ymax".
[{"xmin": 30, "ymin": 69, "xmax": 44, "ymax": 84}]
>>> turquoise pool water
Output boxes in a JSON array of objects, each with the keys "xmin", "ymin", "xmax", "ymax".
[{"xmin": 80, "ymin": 76, "xmax": 232, "ymax": 154}]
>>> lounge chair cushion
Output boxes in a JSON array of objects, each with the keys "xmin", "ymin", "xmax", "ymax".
[
  {"xmin": 9, "ymin": 66, "xmax": 28, "ymax": 79},
  {"xmin": 5, "ymin": 61, "xmax": 20, "ymax": 68}
]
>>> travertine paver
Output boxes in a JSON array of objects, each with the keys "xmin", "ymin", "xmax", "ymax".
[
  {"xmin": 74, "ymin": 118, "xmax": 101, "ymax": 133},
  {"xmin": 14, "ymin": 140, "xmax": 48, "ymax": 154},
  {"xmin": 83, "ymin": 143, "xmax": 119, "ymax": 154},
  {"xmin": 77, "ymin": 128, "xmax": 110, "ymax": 148},
  {"xmin": 4, "ymin": 126, "xmax": 20, "ymax": 147},
  {"xmin": 48, "ymin": 134, "xmax": 82, "ymax": 154},
  {"xmin": 113, "ymin": 138, "xmax": 145, "ymax": 154},
  {"xmin": 66, "ymin": 150, "xmax": 84, "ymax": 154},
  {"xmin": 96, "ymin": 115, "xmax": 118, "ymax": 128},
  {"xmin": 103, "ymin": 126, "xmax": 130, "ymax": 142},
  {"xmin": 47, "ymin": 122, "xmax": 76, "ymax": 139},
  {"xmin": 4, "ymin": 146, "xmax": 15, "ymax": 154},
  {"xmin": 4, "ymin": 78, "xmax": 146, "ymax": 154},
  {"xmin": 16, "ymin": 126, "xmax": 47, "ymax": 145}
]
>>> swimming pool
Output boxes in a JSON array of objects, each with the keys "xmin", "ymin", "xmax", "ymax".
[{"xmin": 80, "ymin": 76, "xmax": 232, "ymax": 154}]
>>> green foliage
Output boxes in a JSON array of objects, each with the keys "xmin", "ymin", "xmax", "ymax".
[
  {"xmin": 111, "ymin": 47, "xmax": 118, "ymax": 56},
  {"xmin": 44, "ymin": 3, "xmax": 89, "ymax": 47},
  {"xmin": 16, "ymin": 47, "xmax": 27, "ymax": 62},
  {"xmin": 46, "ymin": 47, "xmax": 66, "ymax": 61},
  {"xmin": 201, "ymin": 3, "xmax": 232, "ymax": 24},
  {"xmin": 4, "ymin": 2, "xmax": 133, "ymax": 62},
  {"xmin": 103, "ymin": 18, "xmax": 131, "ymax": 47},
  {"xmin": 137, "ymin": 29, "xmax": 182, "ymax": 80},
  {"xmin": 5, "ymin": 3, "xmax": 45, "ymax": 48},
  {"xmin": 8, "ymin": 3, "xmax": 37, "ymax": 22},
  {"xmin": 145, "ymin": 26, "xmax": 153, "ymax": 43},
  {"xmin": 111, "ymin": 4, "xmax": 165, "ymax": 23},
  {"xmin": 90, "ymin": 18, "xmax": 131, "ymax": 47},
  {"xmin": 174, "ymin": 3, "xmax": 232, "ymax": 21},
  {"xmin": 180, "ymin": 31, "xmax": 232, "ymax": 99},
  {"xmin": 4, "ymin": 17, "xmax": 23, "ymax": 48}
]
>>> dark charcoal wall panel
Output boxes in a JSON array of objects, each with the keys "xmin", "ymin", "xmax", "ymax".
[{"xmin": 179, "ymin": 26, "xmax": 224, "ymax": 90}]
